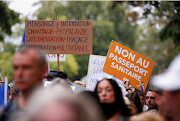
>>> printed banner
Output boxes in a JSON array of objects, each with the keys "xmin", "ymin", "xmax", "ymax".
[{"xmin": 103, "ymin": 40, "xmax": 155, "ymax": 92}]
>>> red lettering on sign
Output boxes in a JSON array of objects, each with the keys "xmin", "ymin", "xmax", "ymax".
[
  {"xmin": 27, "ymin": 29, "xmax": 53, "ymax": 35},
  {"xmin": 56, "ymin": 28, "xmax": 87, "ymax": 35}
]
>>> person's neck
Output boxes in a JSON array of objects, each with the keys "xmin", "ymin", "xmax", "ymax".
[
  {"xmin": 107, "ymin": 111, "xmax": 119, "ymax": 121},
  {"xmin": 17, "ymin": 91, "xmax": 30, "ymax": 109},
  {"xmin": 17, "ymin": 83, "xmax": 43, "ymax": 109}
]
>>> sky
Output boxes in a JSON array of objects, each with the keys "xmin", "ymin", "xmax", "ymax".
[
  {"xmin": 6, "ymin": 0, "xmax": 40, "ymax": 45},
  {"xmin": 8, "ymin": 0, "xmax": 40, "ymax": 17}
]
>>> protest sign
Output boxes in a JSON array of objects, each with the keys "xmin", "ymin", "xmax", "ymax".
[
  {"xmin": 86, "ymin": 55, "xmax": 127, "ymax": 96},
  {"xmin": 46, "ymin": 54, "xmax": 66, "ymax": 62},
  {"xmin": 103, "ymin": 40, "xmax": 155, "ymax": 92},
  {"xmin": 25, "ymin": 20, "xmax": 92, "ymax": 54}
]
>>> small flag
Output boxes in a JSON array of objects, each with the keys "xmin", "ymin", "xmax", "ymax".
[
  {"xmin": 0, "ymin": 76, "xmax": 7, "ymax": 106},
  {"xmin": 22, "ymin": 11, "xmax": 33, "ymax": 44},
  {"xmin": 22, "ymin": 30, "xmax": 25, "ymax": 44}
]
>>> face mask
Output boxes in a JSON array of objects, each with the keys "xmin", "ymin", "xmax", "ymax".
[{"xmin": 100, "ymin": 103, "xmax": 118, "ymax": 120}]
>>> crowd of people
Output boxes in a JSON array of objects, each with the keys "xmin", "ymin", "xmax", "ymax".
[{"xmin": 0, "ymin": 47, "xmax": 180, "ymax": 121}]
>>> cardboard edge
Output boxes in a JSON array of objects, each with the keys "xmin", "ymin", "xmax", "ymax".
[
  {"xmin": 102, "ymin": 40, "xmax": 114, "ymax": 72},
  {"xmin": 85, "ymin": 54, "xmax": 92, "ymax": 90}
]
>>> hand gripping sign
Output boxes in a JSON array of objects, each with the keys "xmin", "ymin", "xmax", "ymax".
[{"xmin": 103, "ymin": 40, "xmax": 155, "ymax": 92}]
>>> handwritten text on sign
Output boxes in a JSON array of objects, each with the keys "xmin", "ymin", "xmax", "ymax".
[
  {"xmin": 103, "ymin": 41, "xmax": 155, "ymax": 91},
  {"xmin": 46, "ymin": 54, "xmax": 66, "ymax": 62},
  {"xmin": 25, "ymin": 20, "xmax": 92, "ymax": 54},
  {"xmin": 86, "ymin": 55, "xmax": 127, "ymax": 96}
]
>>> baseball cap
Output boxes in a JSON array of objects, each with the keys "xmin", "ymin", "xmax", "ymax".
[{"xmin": 152, "ymin": 54, "xmax": 180, "ymax": 91}]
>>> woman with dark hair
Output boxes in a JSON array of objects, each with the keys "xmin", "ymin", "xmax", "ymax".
[
  {"xmin": 94, "ymin": 78, "xmax": 131, "ymax": 121},
  {"xmin": 125, "ymin": 92, "xmax": 142, "ymax": 114}
]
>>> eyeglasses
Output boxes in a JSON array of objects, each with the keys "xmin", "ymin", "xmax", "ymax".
[{"xmin": 146, "ymin": 96, "xmax": 155, "ymax": 100}]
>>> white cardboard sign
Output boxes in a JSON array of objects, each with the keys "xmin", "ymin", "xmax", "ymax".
[
  {"xmin": 86, "ymin": 55, "xmax": 127, "ymax": 96},
  {"xmin": 46, "ymin": 54, "xmax": 66, "ymax": 62}
]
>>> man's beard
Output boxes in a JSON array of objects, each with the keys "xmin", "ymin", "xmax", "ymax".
[{"xmin": 148, "ymin": 102, "xmax": 157, "ymax": 110}]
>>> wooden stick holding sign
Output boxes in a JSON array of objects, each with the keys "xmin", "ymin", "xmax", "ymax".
[{"xmin": 54, "ymin": 9, "xmax": 60, "ymax": 70}]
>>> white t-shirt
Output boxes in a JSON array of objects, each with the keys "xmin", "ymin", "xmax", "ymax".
[{"xmin": 143, "ymin": 105, "xmax": 149, "ymax": 111}]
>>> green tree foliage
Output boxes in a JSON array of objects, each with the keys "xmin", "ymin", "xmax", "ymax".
[
  {"xmin": 33, "ymin": 1, "xmax": 137, "ymax": 80},
  {"xmin": 93, "ymin": 21, "xmax": 118, "ymax": 55},
  {"xmin": 112, "ymin": 1, "xmax": 180, "ymax": 49},
  {"xmin": 110, "ymin": 1, "xmax": 180, "ymax": 78},
  {"xmin": 0, "ymin": 1, "xmax": 20, "ymax": 41},
  {"xmin": 134, "ymin": 21, "xmax": 179, "ymax": 90},
  {"xmin": 157, "ymin": 2, "xmax": 180, "ymax": 48},
  {"xmin": 135, "ymin": 21, "xmax": 178, "ymax": 75},
  {"xmin": 0, "ymin": 42, "xmax": 17, "ymax": 83},
  {"xmin": 129, "ymin": 1, "xmax": 180, "ymax": 48},
  {"xmin": 0, "ymin": 1, "xmax": 20, "ymax": 82},
  {"xmin": 49, "ymin": 54, "xmax": 79, "ymax": 80},
  {"xmin": 3, "ymin": 42, "xmax": 17, "ymax": 54}
]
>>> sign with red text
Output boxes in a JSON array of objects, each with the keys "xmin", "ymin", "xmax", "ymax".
[
  {"xmin": 46, "ymin": 54, "xmax": 66, "ymax": 62},
  {"xmin": 25, "ymin": 20, "xmax": 92, "ymax": 54},
  {"xmin": 103, "ymin": 40, "xmax": 155, "ymax": 92}
]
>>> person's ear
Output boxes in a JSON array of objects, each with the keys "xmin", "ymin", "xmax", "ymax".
[{"xmin": 41, "ymin": 65, "xmax": 47, "ymax": 78}]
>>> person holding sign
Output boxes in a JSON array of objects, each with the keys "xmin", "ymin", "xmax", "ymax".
[
  {"xmin": 94, "ymin": 78, "xmax": 131, "ymax": 121},
  {"xmin": 123, "ymin": 77, "xmax": 135, "ymax": 93}
]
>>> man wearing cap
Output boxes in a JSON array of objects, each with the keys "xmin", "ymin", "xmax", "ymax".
[
  {"xmin": 47, "ymin": 69, "xmax": 86, "ymax": 93},
  {"xmin": 47, "ymin": 70, "xmax": 67, "ymax": 81},
  {"xmin": 152, "ymin": 54, "xmax": 180, "ymax": 121}
]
